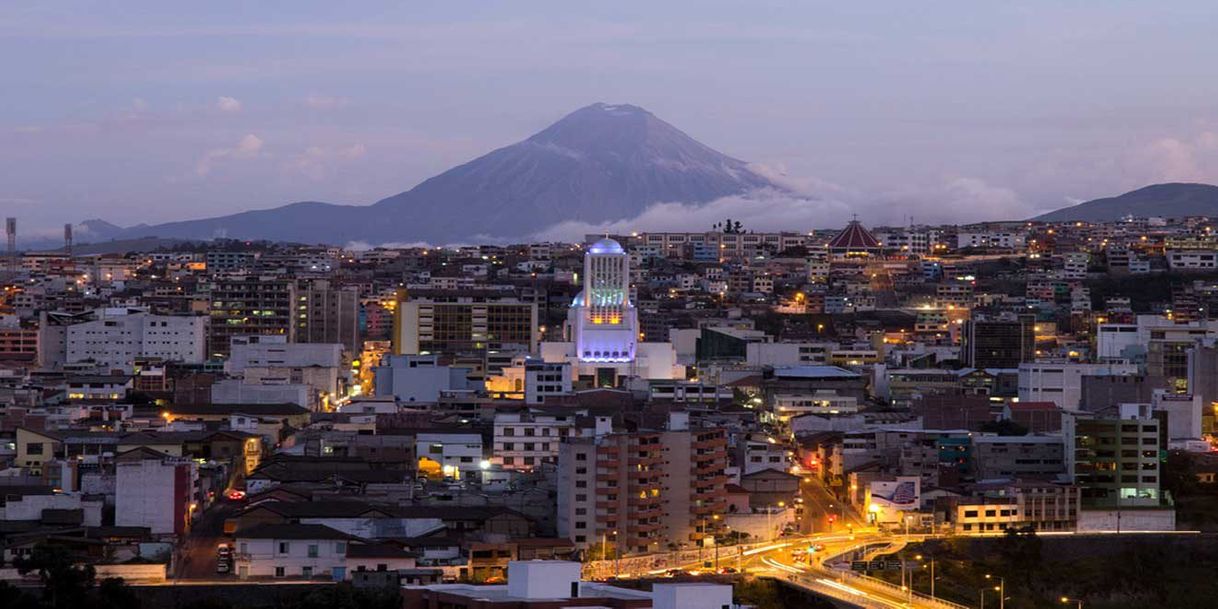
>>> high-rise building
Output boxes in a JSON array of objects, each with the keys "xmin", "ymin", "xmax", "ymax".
[
  {"xmin": 208, "ymin": 274, "xmax": 298, "ymax": 358},
  {"xmin": 570, "ymin": 238, "xmax": 638, "ymax": 363},
  {"xmin": 393, "ymin": 289, "xmax": 538, "ymax": 356},
  {"xmin": 1065, "ymin": 404, "xmax": 1164, "ymax": 508},
  {"xmin": 296, "ymin": 280, "xmax": 360, "ymax": 353},
  {"xmin": 961, "ymin": 317, "xmax": 1035, "ymax": 368},
  {"xmin": 557, "ymin": 413, "xmax": 727, "ymax": 554}
]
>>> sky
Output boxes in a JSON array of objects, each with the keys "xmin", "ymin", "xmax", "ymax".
[{"xmin": 4, "ymin": 1, "xmax": 1218, "ymax": 241}]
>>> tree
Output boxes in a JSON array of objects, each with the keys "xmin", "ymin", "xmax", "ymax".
[
  {"xmin": 96, "ymin": 577, "xmax": 140, "ymax": 609},
  {"xmin": 289, "ymin": 583, "xmax": 400, "ymax": 609},
  {"xmin": 995, "ymin": 525, "xmax": 1042, "ymax": 586},
  {"xmin": 14, "ymin": 544, "xmax": 97, "ymax": 609}
]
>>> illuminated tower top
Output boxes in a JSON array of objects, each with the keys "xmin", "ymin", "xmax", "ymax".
[
  {"xmin": 572, "ymin": 238, "xmax": 637, "ymax": 362},
  {"xmin": 584, "ymin": 238, "xmax": 630, "ymax": 325}
]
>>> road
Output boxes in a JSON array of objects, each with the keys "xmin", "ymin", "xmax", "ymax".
[
  {"xmin": 797, "ymin": 473, "xmax": 867, "ymax": 535},
  {"xmin": 175, "ymin": 498, "xmax": 242, "ymax": 580},
  {"xmin": 752, "ymin": 535, "xmax": 968, "ymax": 609}
]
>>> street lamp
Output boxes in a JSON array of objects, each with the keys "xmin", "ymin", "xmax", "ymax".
[
  {"xmin": 610, "ymin": 530, "xmax": 620, "ymax": 578},
  {"xmin": 986, "ymin": 574, "xmax": 1006, "ymax": 609},
  {"xmin": 768, "ymin": 501, "xmax": 786, "ymax": 541},
  {"xmin": 916, "ymin": 554, "xmax": 936, "ymax": 600},
  {"xmin": 1061, "ymin": 597, "xmax": 1083, "ymax": 609}
]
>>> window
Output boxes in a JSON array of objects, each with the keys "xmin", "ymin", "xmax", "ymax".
[
  {"xmin": 274, "ymin": 566, "xmax": 285, "ymax": 577},
  {"xmin": 336, "ymin": 542, "xmax": 346, "ymax": 553},
  {"xmin": 278, "ymin": 542, "xmax": 290, "ymax": 554},
  {"xmin": 302, "ymin": 566, "xmax": 313, "ymax": 577},
  {"xmin": 307, "ymin": 544, "xmax": 318, "ymax": 558},
  {"xmin": 26, "ymin": 442, "xmax": 43, "ymax": 455}
]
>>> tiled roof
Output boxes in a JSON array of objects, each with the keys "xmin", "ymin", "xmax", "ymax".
[{"xmin": 828, "ymin": 220, "xmax": 881, "ymax": 250}]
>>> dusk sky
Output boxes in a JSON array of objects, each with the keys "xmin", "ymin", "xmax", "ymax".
[{"xmin": 5, "ymin": 1, "xmax": 1218, "ymax": 239}]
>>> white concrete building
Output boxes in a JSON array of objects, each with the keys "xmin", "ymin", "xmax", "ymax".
[
  {"xmin": 523, "ymin": 359, "xmax": 572, "ymax": 404},
  {"xmin": 114, "ymin": 448, "xmax": 198, "ymax": 536},
  {"xmin": 415, "ymin": 432, "xmax": 484, "ymax": 479},
  {"xmin": 226, "ymin": 336, "xmax": 344, "ymax": 373},
  {"xmin": 1096, "ymin": 324, "xmax": 1141, "ymax": 361},
  {"xmin": 746, "ymin": 342, "xmax": 832, "ymax": 366},
  {"xmin": 0, "ymin": 490, "xmax": 103, "ymax": 526},
  {"xmin": 210, "ymin": 379, "xmax": 310, "ymax": 408},
  {"xmin": 492, "ymin": 409, "xmax": 586, "ymax": 471},
  {"xmin": 956, "ymin": 231, "xmax": 1026, "ymax": 250},
  {"xmin": 1017, "ymin": 362, "xmax": 1139, "ymax": 410},
  {"xmin": 234, "ymin": 524, "xmax": 353, "ymax": 580},
  {"xmin": 736, "ymin": 433, "xmax": 790, "ymax": 476},
  {"xmin": 774, "ymin": 390, "xmax": 860, "ymax": 418},
  {"xmin": 374, "ymin": 354, "xmax": 477, "ymax": 404},
  {"xmin": 65, "ymin": 308, "xmax": 206, "ymax": 372},
  {"xmin": 1167, "ymin": 250, "xmax": 1218, "ymax": 270}
]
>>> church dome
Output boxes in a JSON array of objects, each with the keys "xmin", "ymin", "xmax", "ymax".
[{"xmin": 588, "ymin": 238, "xmax": 625, "ymax": 255}]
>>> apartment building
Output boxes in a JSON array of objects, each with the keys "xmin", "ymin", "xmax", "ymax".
[
  {"xmin": 961, "ymin": 317, "xmax": 1034, "ymax": 369},
  {"xmin": 65, "ymin": 307, "xmax": 206, "ymax": 372},
  {"xmin": 208, "ymin": 274, "xmax": 298, "ymax": 357},
  {"xmin": 1065, "ymin": 404, "xmax": 1163, "ymax": 508},
  {"xmin": 953, "ymin": 481, "xmax": 1080, "ymax": 534},
  {"xmin": 492, "ymin": 409, "xmax": 591, "ymax": 471},
  {"xmin": 524, "ymin": 359, "xmax": 572, "ymax": 404},
  {"xmin": 971, "ymin": 435, "xmax": 1066, "ymax": 480},
  {"xmin": 296, "ymin": 279, "xmax": 360, "ymax": 353},
  {"xmin": 1018, "ymin": 362, "xmax": 1140, "ymax": 411},
  {"xmin": 634, "ymin": 231, "xmax": 808, "ymax": 260},
  {"xmin": 394, "ymin": 290, "xmax": 538, "ymax": 355},
  {"xmin": 557, "ymin": 413, "xmax": 727, "ymax": 554}
]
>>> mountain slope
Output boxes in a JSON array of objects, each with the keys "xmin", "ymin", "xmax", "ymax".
[
  {"xmin": 99, "ymin": 103, "xmax": 780, "ymax": 245},
  {"xmin": 1035, "ymin": 183, "xmax": 1218, "ymax": 222}
]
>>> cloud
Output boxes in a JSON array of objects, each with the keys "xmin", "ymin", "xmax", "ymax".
[
  {"xmin": 528, "ymin": 189, "xmax": 854, "ymax": 241},
  {"xmin": 304, "ymin": 94, "xmax": 349, "ymax": 110},
  {"xmin": 344, "ymin": 240, "xmax": 435, "ymax": 251},
  {"xmin": 940, "ymin": 177, "xmax": 1026, "ymax": 221},
  {"xmin": 195, "ymin": 133, "xmax": 264, "ymax": 176},
  {"xmin": 527, "ymin": 174, "xmax": 1046, "ymax": 243},
  {"xmin": 1128, "ymin": 131, "xmax": 1218, "ymax": 184},
  {"xmin": 746, "ymin": 163, "xmax": 858, "ymax": 200},
  {"xmin": 215, "ymin": 96, "xmax": 242, "ymax": 112},
  {"xmin": 285, "ymin": 143, "xmax": 366, "ymax": 180}
]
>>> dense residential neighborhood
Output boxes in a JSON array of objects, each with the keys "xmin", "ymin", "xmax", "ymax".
[{"xmin": 3, "ymin": 214, "xmax": 1218, "ymax": 607}]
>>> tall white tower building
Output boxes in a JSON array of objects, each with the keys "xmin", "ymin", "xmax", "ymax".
[{"xmin": 570, "ymin": 238, "xmax": 637, "ymax": 362}]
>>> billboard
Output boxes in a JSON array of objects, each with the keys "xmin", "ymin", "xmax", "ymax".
[{"xmin": 869, "ymin": 477, "xmax": 921, "ymax": 511}]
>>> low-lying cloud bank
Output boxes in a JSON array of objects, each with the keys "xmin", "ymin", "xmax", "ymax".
[
  {"xmin": 528, "ymin": 189, "xmax": 852, "ymax": 242},
  {"xmin": 527, "ymin": 175, "xmax": 1058, "ymax": 243}
]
